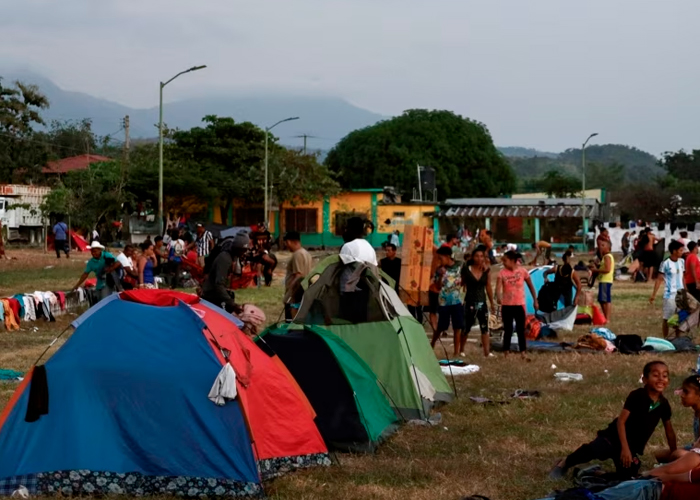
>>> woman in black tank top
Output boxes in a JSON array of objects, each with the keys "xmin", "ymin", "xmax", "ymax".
[
  {"xmin": 460, "ymin": 246, "xmax": 495, "ymax": 357},
  {"xmin": 543, "ymin": 251, "xmax": 581, "ymax": 307}
]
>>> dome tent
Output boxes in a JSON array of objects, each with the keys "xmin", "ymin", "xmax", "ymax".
[
  {"xmin": 294, "ymin": 256, "xmax": 452, "ymax": 420},
  {"xmin": 0, "ymin": 290, "xmax": 329, "ymax": 497},
  {"xmin": 257, "ymin": 323, "xmax": 400, "ymax": 452}
]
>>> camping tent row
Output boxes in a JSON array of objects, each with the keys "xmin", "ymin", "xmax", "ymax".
[
  {"xmin": 0, "ymin": 258, "xmax": 453, "ymax": 497},
  {"xmin": 0, "ymin": 291, "xmax": 330, "ymax": 497}
]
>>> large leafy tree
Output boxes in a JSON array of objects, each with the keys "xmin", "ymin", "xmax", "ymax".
[
  {"xmin": 325, "ymin": 109, "xmax": 515, "ymax": 198},
  {"xmin": 0, "ymin": 78, "xmax": 49, "ymax": 182}
]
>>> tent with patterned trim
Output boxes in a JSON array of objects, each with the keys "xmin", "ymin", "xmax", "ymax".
[{"xmin": 0, "ymin": 290, "xmax": 329, "ymax": 497}]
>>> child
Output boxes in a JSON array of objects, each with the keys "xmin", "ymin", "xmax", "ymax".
[
  {"xmin": 431, "ymin": 246, "xmax": 464, "ymax": 357},
  {"xmin": 495, "ymin": 251, "xmax": 538, "ymax": 358},
  {"xmin": 649, "ymin": 375, "xmax": 700, "ymax": 477},
  {"xmin": 550, "ymin": 361, "xmax": 676, "ymax": 480},
  {"xmin": 650, "ymin": 240, "xmax": 685, "ymax": 339},
  {"xmin": 591, "ymin": 239, "xmax": 614, "ymax": 321}
]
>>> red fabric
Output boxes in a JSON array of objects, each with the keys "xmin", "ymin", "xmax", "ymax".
[
  {"xmin": 70, "ymin": 231, "xmax": 89, "ymax": 252},
  {"xmin": 120, "ymin": 289, "xmax": 200, "ymax": 306},
  {"xmin": 661, "ymin": 482, "xmax": 700, "ymax": 500},
  {"xmin": 685, "ymin": 253, "xmax": 700, "ymax": 285},
  {"xmin": 193, "ymin": 302, "xmax": 327, "ymax": 461},
  {"xmin": 592, "ymin": 305, "xmax": 608, "ymax": 325},
  {"xmin": 56, "ymin": 291, "xmax": 66, "ymax": 310},
  {"xmin": 7, "ymin": 298, "xmax": 21, "ymax": 324},
  {"xmin": 84, "ymin": 278, "xmax": 97, "ymax": 288}
]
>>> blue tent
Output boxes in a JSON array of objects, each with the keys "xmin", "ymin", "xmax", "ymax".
[
  {"xmin": 525, "ymin": 266, "xmax": 577, "ymax": 315},
  {"xmin": 0, "ymin": 299, "xmax": 262, "ymax": 497}
]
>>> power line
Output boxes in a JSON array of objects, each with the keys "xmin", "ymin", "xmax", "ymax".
[{"xmin": 0, "ymin": 126, "xmax": 124, "ymax": 154}]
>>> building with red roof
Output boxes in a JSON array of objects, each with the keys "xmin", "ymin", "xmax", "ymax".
[{"xmin": 42, "ymin": 154, "xmax": 112, "ymax": 174}]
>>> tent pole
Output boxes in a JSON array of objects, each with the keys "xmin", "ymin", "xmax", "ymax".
[{"xmin": 33, "ymin": 324, "xmax": 72, "ymax": 366}]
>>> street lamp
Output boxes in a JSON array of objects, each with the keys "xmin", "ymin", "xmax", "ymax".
[
  {"xmin": 158, "ymin": 65, "xmax": 207, "ymax": 235},
  {"xmin": 264, "ymin": 116, "xmax": 299, "ymax": 227},
  {"xmin": 581, "ymin": 132, "xmax": 599, "ymax": 248}
]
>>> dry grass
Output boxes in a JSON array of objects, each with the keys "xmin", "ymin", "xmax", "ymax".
[{"xmin": 0, "ymin": 252, "xmax": 698, "ymax": 500}]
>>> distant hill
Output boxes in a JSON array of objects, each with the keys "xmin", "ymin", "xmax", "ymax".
[
  {"xmin": 2, "ymin": 70, "xmax": 387, "ymax": 150},
  {"xmin": 498, "ymin": 146, "xmax": 558, "ymax": 158},
  {"xmin": 508, "ymin": 144, "xmax": 662, "ymax": 192}
]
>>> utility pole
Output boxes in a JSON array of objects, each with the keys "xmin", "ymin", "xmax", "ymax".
[
  {"xmin": 293, "ymin": 134, "xmax": 317, "ymax": 154},
  {"xmin": 123, "ymin": 115, "xmax": 130, "ymax": 162}
]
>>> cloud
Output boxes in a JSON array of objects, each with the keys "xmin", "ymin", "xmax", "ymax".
[{"xmin": 1, "ymin": 0, "xmax": 699, "ymax": 153}]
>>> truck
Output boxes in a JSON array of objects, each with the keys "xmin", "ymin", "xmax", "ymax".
[{"xmin": 0, "ymin": 184, "xmax": 51, "ymax": 244}]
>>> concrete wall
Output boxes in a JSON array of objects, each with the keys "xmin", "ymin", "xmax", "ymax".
[{"xmin": 598, "ymin": 225, "xmax": 700, "ymax": 253}]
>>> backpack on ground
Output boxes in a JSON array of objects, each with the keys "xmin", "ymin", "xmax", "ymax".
[{"xmin": 525, "ymin": 315, "xmax": 542, "ymax": 340}]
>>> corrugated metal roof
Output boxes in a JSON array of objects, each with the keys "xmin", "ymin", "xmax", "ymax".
[
  {"xmin": 444, "ymin": 197, "xmax": 599, "ymax": 207},
  {"xmin": 439, "ymin": 205, "xmax": 596, "ymax": 218}
]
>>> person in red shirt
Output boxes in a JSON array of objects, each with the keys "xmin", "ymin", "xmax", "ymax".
[{"xmin": 685, "ymin": 242, "xmax": 700, "ymax": 301}]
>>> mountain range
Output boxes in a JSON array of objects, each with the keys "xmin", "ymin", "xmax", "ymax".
[{"xmin": 2, "ymin": 70, "xmax": 386, "ymax": 151}]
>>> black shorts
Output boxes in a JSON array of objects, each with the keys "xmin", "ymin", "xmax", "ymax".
[
  {"xmin": 642, "ymin": 250, "xmax": 657, "ymax": 268},
  {"xmin": 428, "ymin": 291, "xmax": 439, "ymax": 314},
  {"xmin": 464, "ymin": 301, "xmax": 489, "ymax": 334}
]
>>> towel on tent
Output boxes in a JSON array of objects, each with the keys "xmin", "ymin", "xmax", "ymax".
[{"xmin": 207, "ymin": 363, "xmax": 237, "ymax": 406}]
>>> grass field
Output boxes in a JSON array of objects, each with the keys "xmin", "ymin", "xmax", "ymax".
[{"xmin": 0, "ymin": 249, "xmax": 697, "ymax": 500}]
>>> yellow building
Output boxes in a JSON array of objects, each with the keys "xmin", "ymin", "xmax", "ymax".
[{"xmin": 211, "ymin": 189, "xmax": 437, "ymax": 247}]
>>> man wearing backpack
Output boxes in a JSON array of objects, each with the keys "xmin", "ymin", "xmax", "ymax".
[{"xmin": 201, "ymin": 232, "xmax": 250, "ymax": 314}]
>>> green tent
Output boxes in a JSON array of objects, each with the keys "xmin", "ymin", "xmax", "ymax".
[
  {"xmin": 256, "ymin": 323, "xmax": 399, "ymax": 452},
  {"xmin": 295, "ymin": 256, "xmax": 453, "ymax": 420}
]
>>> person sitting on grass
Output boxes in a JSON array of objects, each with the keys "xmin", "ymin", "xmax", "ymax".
[
  {"xmin": 550, "ymin": 360, "xmax": 676, "ymax": 480},
  {"xmin": 647, "ymin": 375, "xmax": 700, "ymax": 477},
  {"xmin": 430, "ymin": 246, "xmax": 464, "ymax": 358},
  {"xmin": 650, "ymin": 240, "xmax": 686, "ymax": 339}
]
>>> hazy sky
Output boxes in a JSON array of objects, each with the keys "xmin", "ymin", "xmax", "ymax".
[{"xmin": 1, "ymin": 0, "xmax": 698, "ymax": 154}]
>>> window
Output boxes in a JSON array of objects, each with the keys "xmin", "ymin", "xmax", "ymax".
[
  {"xmin": 285, "ymin": 209, "xmax": 318, "ymax": 234},
  {"xmin": 335, "ymin": 212, "xmax": 368, "ymax": 236},
  {"xmin": 392, "ymin": 211, "xmax": 405, "ymax": 217},
  {"xmin": 234, "ymin": 208, "xmax": 265, "ymax": 227}
]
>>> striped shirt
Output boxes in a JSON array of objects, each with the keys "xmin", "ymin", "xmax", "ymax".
[
  {"xmin": 195, "ymin": 230, "xmax": 213, "ymax": 257},
  {"xmin": 660, "ymin": 258, "xmax": 685, "ymax": 299}
]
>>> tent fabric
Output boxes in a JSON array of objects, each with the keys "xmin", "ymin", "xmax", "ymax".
[
  {"xmin": 525, "ymin": 266, "xmax": 577, "ymax": 315},
  {"xmin": 0, "ymin": 300, "xmax": 261, "ymax": 497},
  {"xmin": 257, "ymin": 324, "xmax": 399, "ymax": 452},
  {"xmin": 120, "ymin": 289, "xmax": 200, "ymax": 306},
  {"xmin": 294, "ymin": 256, "xmax": 452, "ymax": 420},
  {"xmin": 190, "ymin": 300, "xmax": 328, "ymax": 475},
  {"xmin": 0, "ymin": 291, "xmax": 330, "ymax": 497},
  {"xmin": 536, "ymin": 305, "xmax": 578, "ymax": 331}
]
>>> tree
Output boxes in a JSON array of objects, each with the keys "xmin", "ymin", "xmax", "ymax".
[
  {"xmin": 43, "ymin": 118, "xmax": 98, "ymax": 159},
  {"xmin": 659, "ymin": 149, "xmax": 700, "ymax": 183},
  {"xmin": 0, "ymin": 78, "xmax": 49, "ymax": 182},
  {"xmin": 539, "ymin": 170, "xmax": 581, "ymax": 198},
  {"xmin": 269, "ymin": 149, "xmax": 340, "ymax": 206},
  {"xmin": 325, "ymin": 109, "xmax": 516, "ymax": 198}
]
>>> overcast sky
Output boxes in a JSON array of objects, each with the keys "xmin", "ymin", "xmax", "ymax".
[{"xmin": 1, "ymin": 0, "xmax": 698, "ymax": 154}]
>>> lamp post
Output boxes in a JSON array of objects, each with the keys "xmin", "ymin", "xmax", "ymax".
[
  {"xmin": 581, "ymin": 132, "xmax": 599, "ymax": 248},
  {"xmin": 158, "ymin": 65, "xmax": 207, "ymax": 235},
  {"xmin": 264, "ymin": 116, "xmax": 299, "ymax": 227}
]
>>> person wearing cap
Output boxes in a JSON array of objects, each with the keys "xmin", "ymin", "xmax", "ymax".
[
  {"xmin": 201, "ymin": 232, "xmax": 250, "ymax": 314},
  {"xmin": 72, "ymin": 241, "xmax": 119, "ymax": 301},
  {"xmin": 192, "ymin": 223, "xmax": 214, "ymax": 268},
  {"xmin": 283, "ymin": 231, "xmax": 313, "ymax": 320}
]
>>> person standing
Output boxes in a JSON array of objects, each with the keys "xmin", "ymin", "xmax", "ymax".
[
  {"xmin": 380, "ymin": 243, "xmax": 401, "ymax": 292},
  {"xmin": 283, "ymin": 231, "xmax": 313, "ymax": 320},
  {"xmin": 461, "ymin": 246, "xmax": 495, "ymax": 357},
  {"xmin": 678, "ymin": 231, "xmax": 690, "ymax": 255},
  {"xmin": 53, "ymin": 216, "xmax": 70, "ymax": 259},
  {"xmin": 431, "ymin": 246, "xmax": 464, "ymax": 358},
  {"xmin": 591, "ymin": 240, "xmax": 615, "ymax": 322},
  {"xmin": 543, "ymin": 251, "xmax": 582, "ymax": 307},
  {"xmin": 650, "ymin": 240, "xmax": 685, "ymax": 338},
  {"xmin": 193, "ymin": 224, "xmax": 214, "ymax": 268},
  {"xmin": 53, "ymin": 217, "xmax": 70, "ymax": 259},
  {"xmin": 684, "ymin": 241, "xmax": 700, "ymax": 301},
  {"xmin": 167, "ymin": 229, "xmax": 186, "ymax": 288},
  {"xmin": 496, "ymin": 251, "xmax": 538, "ymax": 359},
  {"xmin": 0, "ymin": 220, "xmax": 7, "ymax": 260},
  {"xmin": 621, "ymin": 231, "xmax": 631, "ymax": 259},
  {"xmin": 389, "ymin": 230, "xmax": 400, "ymax": 248}
]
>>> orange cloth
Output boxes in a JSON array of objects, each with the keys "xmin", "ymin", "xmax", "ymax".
[{"xmin": 2, "ymin": 299, "xmax": 19, "ymax": 331}]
